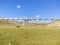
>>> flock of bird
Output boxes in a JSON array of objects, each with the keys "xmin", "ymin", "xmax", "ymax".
[
  {"xmin": 0, "ymin": 17, "xmax": 60, "ymax": 22},
  {"xmin": 0, "ymin": 17, "xmax": 59, "ymax": 20}
]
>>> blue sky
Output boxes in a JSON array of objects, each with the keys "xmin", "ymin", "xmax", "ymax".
[{"xmin": 0, "ymin": 0, "xmax": 60, "ymax": 18}]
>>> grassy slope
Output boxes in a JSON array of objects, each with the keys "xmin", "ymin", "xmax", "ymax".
[
  {"xmin": 0, "ymin": 28, "xmax": 60, "ymax": 45},
  {"xmin": 0, "ymin": 20, "xmax": 18, "ymax": 28}
]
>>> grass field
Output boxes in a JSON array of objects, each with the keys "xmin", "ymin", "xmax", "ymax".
[{"xmin": 0, "ymin": 27, "xmax": 60, "ymax": 45}]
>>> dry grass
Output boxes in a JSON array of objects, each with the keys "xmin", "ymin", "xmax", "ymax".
[{"xmin": 0, "ymin": 28, "xmax": 60, "ymax": 45}]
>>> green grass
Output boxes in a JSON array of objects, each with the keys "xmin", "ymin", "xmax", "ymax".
[{"xmin": 0, "ymin": 27, "xmax": 60, "ymax": 45}]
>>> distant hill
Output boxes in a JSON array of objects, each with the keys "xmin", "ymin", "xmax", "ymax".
[
  {"xmin": 0, "ymin": 19, "xmax": 60, "ymax": 28},
  {"xmin": 48, "ymin": 20, "xmax": 60, "ymax": 27},
  {"xmin": 0, "ymin": 19, "xmax": 19, "ymax": 28}
]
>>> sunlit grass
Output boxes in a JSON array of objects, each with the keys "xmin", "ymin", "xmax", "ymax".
[{"xmin": 0, "ymin": 28, "xmax": 60, "ymax": 45}]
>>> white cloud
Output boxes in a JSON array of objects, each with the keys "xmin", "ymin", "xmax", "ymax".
[
  {"xmin": 16, "ymin": 5, "xmax": 21, "ymax": 9},
  {"xmin": 35, "ymin": 15, "xmax": 40, "ymax": 18}
]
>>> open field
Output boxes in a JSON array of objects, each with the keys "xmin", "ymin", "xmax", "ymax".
[{"xmin": 0, "ymin": 27, "xmax": 60, "ymax": 45}]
